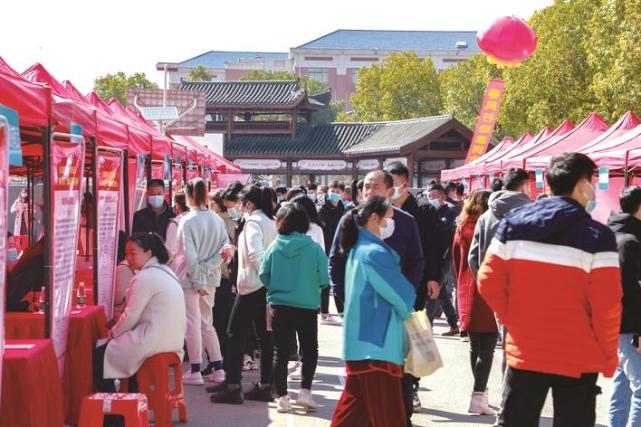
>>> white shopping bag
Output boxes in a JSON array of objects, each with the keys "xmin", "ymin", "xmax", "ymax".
[{"xmin": 404, "ymin": 311, "xmax": 443, "ymax": 377}]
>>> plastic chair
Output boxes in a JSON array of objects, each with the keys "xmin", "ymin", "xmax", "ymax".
[
  {"xmin": 79, "ymin": 393, "xmax": 149, "ymax": 427},
  {"xmin": 122, "ymin": 353, "xmax": 187, "ymax": 426}
]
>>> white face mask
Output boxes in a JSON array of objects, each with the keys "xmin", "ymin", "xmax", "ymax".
[
  {"xmin": 583, "ymin": 182, "xmax": 597, "ymax": 214},
  {"xmin": 229, "ymin": 207, "xmax": 241, "ymax": 220},
  {"xmin": 429, "ymin": 198, "xmax": 441, "ymax": 210},
  {"xmin": 147, "ymin": 195, "xmax": 165, "ymax": 209},
  {"xmin": 391, "ymin": 186, "xmax": 403, "ymax": 201},
  {"xmin": 308, "ymin": 193, "xmax": 317, "ymax": 203},
  {"xmin": 379, "ymin": 218, "xmax": 395, "ymax": 240}
]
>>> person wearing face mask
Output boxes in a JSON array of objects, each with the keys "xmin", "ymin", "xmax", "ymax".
[
  {"xmin": 307, "ymin": 183, "xmax": 318, "ymax": 203},
  {"xmin": 478, "ymin": 153, "xmax": 621, "ymax": 425},
  {"xmin": 165, "ymin": 190, "xmax": 190, "ymax": 269},
  {"xmin": 131, "ymin": 179, "xmax": 176, "ymax": 240},
  {"xmin": 330, "ymin": 196, "xmax": 416, "ymax": 427},
  {"xmin": 319, "ymin": 181, "xmax": 346, "ymax": 324},
  {"xmin": 316, "ymin": 185, "xmax": 328, "ymax": 208},
  {"xmin": 11, "ymin": 189, "xmax": 29, "ymax": 252},
  {"xmin": 329, "ymin": 169, "xmax": 424, "ymax": 427}
]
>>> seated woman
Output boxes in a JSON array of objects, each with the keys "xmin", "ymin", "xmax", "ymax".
[
  {"xmin": 6, "ymin": 237, "xmax": 45, "ymax": 312},
  {"xmin": 93, "ymin": 232, "xmax": 187, "ymax": 392}
]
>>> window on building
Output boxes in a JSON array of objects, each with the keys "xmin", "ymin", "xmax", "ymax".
[
  {"xmin": 308, "ymin": 67, "xmax": 329, "ymax": 84},
  {"xmin": 351, "ymin": 69, "xmax": 359, "ymax": 85}
]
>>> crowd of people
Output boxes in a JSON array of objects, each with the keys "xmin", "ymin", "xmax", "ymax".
[{"xmin": 88, "ymin": 152, "xmax": 640, "ymax": 426}]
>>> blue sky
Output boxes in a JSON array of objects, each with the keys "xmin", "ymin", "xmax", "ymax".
[{"xmin": 1, "ymin": 0, "xmax": 552, "ymax": 93}]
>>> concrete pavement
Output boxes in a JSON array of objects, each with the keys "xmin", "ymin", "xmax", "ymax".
[{"xmin": 178, "ymin": 316, "xmax": 613, "ymax": 426}]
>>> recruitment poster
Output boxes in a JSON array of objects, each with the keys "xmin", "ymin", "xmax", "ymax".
[
  {"xmin": 0, "ymin": 115, "xmax": 10, "ymax": 403},
  {"xmin": 50, "ymin": 134, "xmax": 85, "ymax": 370},
  {"xmin": 172, "ymin": 164, "xmax": 183, "ymax": 194},
  {"xmin": 131, "ymin": 153, "xmax": 147, "ymax": 226},
  {"xmin": 96, "ymin": 149, "xmax": 123, "ymax": 321}
]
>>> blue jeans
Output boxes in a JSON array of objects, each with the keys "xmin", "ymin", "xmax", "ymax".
[{"xmin": 609, "ymin": 334, "xmax": 641, "ymax": 427}]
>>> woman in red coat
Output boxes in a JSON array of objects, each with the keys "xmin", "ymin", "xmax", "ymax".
[{"xmin": 452, "ymin": 189, "xmax": 497, "ymax": 416}]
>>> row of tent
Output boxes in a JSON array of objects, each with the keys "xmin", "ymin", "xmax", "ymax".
[
  {"xmin": 0, "ymin": 57, "xmax": 241, "ymax": 174},
  {"xmin": 441, "ymin": 111, "xmax": 641, "ymax": 223}
]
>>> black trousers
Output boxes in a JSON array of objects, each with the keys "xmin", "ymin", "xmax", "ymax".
[
  {"xmin": 320, "ymin": 286, "xmax": 344, "ymax": 314},
  {"xmin": 468, "ymin": 332, "xmax": 498, "ymax": 392},
  {"xmin": 225, "ymin": 287, "xmax": 273, "ymax": 385},
  {"xmin": 401, "ymin": 373, "xmax": 414, "ymax": 426},
  {"xmin": 213, "ymin": 278, "xmax": 235, "ymax": 357},
  {"xmin": 498, "ymin": 367, "xmax": 600, "ymax": 427},
  {"xmin": 271, "ymin": 305, "xmax": 318, "ymax": 396}
]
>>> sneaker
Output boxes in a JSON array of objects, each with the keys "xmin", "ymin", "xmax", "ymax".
[
  {"xmin": 243, "ymin": 383, "xmax": 274, "ymax": 402},
  {"xmin": 294, "ymin": 389, "xmax": 318, "ymax": 411},
  {"xmin": 182, "ymin": 371, "xmax": 204, "ymax": 385},
  {"xmin": 441, "ymin": 327, "xmax": 460, "ymax": 337},
  {"xmin": 289, "ymin": 362, "xmax": 303, "ymax": 381},
  {"xmin": 468, "ymin": 391, "xmax": 495, "ymax": 415},
  {"xmin": 208, "ymin": 369, "xmax": 226, "ymax": 383},
  {"xmin": 210, "ymin": 387, "xmax": 243, "ymax": 405},
  {"xmin": 201, "ymin": 365, "xmax": 213, "ymax": 376},
  {"xmin": 412, "ymin": 388, "xmax": 422, "ymax": 411},
  {"xmin": 277, "ymin": 395, "xmax": 292, "ymax": 413},
  {"xmin": 320, "ymin": 314, "xmax": 342, "ymax": 326}
]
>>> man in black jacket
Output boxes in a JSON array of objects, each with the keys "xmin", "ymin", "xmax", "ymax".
[
  {"xmin": 385, "ymin": 162, "xmax": 443, "ymax": 415},
  {"xmin": 319, "ymin": 180, "xmax": 345, "ymax": 323},
  {"xmin": 131, "ymin": 179, "xmax": 176, "ymax": 240},
  {"xmin": 608, "ymin": 186, "xmax": 641, "ymax": 424}
]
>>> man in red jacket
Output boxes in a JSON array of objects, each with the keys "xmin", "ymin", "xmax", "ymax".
[{"xmin": 478, "ymin": 153, "xmax": 621, "ymax": 426}]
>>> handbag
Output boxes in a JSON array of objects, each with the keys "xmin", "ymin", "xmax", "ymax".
[{"xmin": 403, "ymin": 311, "xmax": 443, "ymax": 377}]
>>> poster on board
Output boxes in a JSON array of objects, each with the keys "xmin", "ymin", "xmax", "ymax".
[
  {"xmin": 50, "ymin": 132, "xmax": 85, "ymax": 371},
  {"xmin": 131, "ymin": 153, "xmax": 147, "ymax": 226},
  {"xmin": 96, "ymin": 149, "xmax": 123, "ymax": 321},
  {"xmin": 0, "ymin": 115, "xmax": 10, "ymax": 402},
  {"xmin": 172, "ymin": 165, "xmax": 183, "ymax": 194}
]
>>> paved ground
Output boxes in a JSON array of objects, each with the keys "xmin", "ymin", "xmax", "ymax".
[{"xmin": 177, "ymin": 315, "xmax": 613, "ymax": 426}]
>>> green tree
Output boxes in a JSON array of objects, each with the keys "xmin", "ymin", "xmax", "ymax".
[
  {"xmin": 93, "ymin": 72, "xmax": 158, "ymax": 105},
  {"xmin": 188, "ymin": 65, "xmax": 213, "ymax": 82},
  {"xmin": 350, "ymin": 52, "xmax": 442, "ymax": 121},
  {"xmin": 240, "ymin": 70, "xmax": 328, "ymax": 95},
  {"xmin": 440, "ymin": 54, "xmax": 503, "ymax": 131},
  {"xmin": 499, "ymin": 0, "xmax": 600, "ymax": 136},
  {"xmin": 586, "ymin": 0, "xmax": 641, "ymax": 122}
]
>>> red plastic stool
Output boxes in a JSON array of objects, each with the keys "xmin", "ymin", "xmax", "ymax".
[
  {"xmin": 79, "ymin": 393, "xmax": 149, "ymax": 427},
  {"xmin": 122, "ymin": 352, "xmax": 187, "ymax": 426}
]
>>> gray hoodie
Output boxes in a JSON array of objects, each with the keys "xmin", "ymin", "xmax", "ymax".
[{"xmin": 468, "ymin": 190, "xmax": 532, "ymax": 278}]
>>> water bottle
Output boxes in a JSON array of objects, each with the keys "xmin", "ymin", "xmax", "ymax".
[
  {"xmin": 76, "ymin": 282, "xmax": 86, "ymax": 309},
  {"xmin": 38, "ymin": 286, "xmax": 46, "ymax": 314}
]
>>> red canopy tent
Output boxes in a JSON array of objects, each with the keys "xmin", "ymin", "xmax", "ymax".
[
  {"xmin": 0, "ymin": 61, "xmax": 50, "ymax": 129},
  {"xmin": 441, "ymin": 137, "xmax": 513, "ymax": 181},
  {"xmin": 579, "ymin": 112, "xmax": 641, "ymax": 154}
]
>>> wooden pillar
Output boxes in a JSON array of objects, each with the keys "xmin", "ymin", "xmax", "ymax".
[
  {"xmin": 286, "ymin": 159, "xmax": 293, "ymax": 187},
  {"xmin": 407, "ymin": 153, "xmax": 415, "ymax": 187},
  {"xmin": 291, "ymin": 108, "xmax": 298, "ymax": 139},
  {"xmin": 226, "ymin": 110, "xmax": 233, "ymax": 139}
]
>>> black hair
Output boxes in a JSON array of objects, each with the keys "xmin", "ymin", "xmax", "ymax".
[
  {"xmin": 276, "ymin": 187, "xmax": 288, "ymax": 195},
  {"xmin": 291, "ymin": 195, "xmax": 324, "ymax": 227},
  {"xmin": 276, "ymin": 202, "xmax": 310, "ymax": 235},
  {"xmin": 546, "ymin": 153, "xmax": 596, "ymax": 196},
  {"xmin": 174, "ymin": 190, "xmax": 189, "ymax": 213},
  {"xmin": 117, "ymin": 230, "xmax": 127, "ymax": 264},
  {"xmin": 491, "ymin": 178, "xmax": 504, "ymax": 192},
  {"xmin": 503, "ymin": 169, "xmax": 529, "ymax": 192},
  {"xmin": 127, "ymin": 232, "xmax": 170, "ymax": 264},
  {"xmin": 620, "ymin": 186, "xmax": 641, "ymax": 215},
  {"xmin": 350, "ymin": 179, "xmax": 360, "ymax": 206},
  {"xmin": 241, "ymin": 184, "xmax": 277, "ymax": 218},
  {"xmin": 384, "ymin": 161, "xmax": 409, "ymax": 182},
  {"xmin": 223, "ymin": 181, "xmax": 244, "ymax": 202},
  {"xmin": 286, "ymin": 188, "xmax": 306, "ymax": 201},
  {"xmin": 340, "ymin": 196, "xmax": 390, "ymax": 254},
  {"xmin": 445, "ymin": 182, "xmax": 457, "ymax": 194},
  {"xmin": 455, "ymin": 183, "xmax": 465, "ymax": 197},
  {"xmin": 186, "ymin": 178, "xmax": 208, "ymax": 207},
  {"xmin": 429, "ymin": 183, "xmax": 446, "ymax": 195},
  {"xmin": 308, "ymin": 183, "xmax": 318, "ymax": 191},
  {"xmin": 209, "ymin": 189, "xmax": 226, "ymax": 212},
  {"xmin": 330, "ymin": 180, "xmax": 345, "ymax": 191},
  {"xmin": 147, "ymin": 179, "xmax": 165, "ymax": 189}
]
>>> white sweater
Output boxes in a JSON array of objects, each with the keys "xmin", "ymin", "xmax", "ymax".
[
  {"xmin": 237, "ymin": 210, "xmax": 277, "ymax": 295},
  {"xmin": 175, "ymin": 209, "xmax": 229, "ymax": 290},
  {"xmin": 307, "ymin": 222, "xmax": 325, "ymax": 252}
]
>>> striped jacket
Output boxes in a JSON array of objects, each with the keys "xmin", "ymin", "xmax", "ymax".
[{"xmin": 478, "ymin": 196, "xmax": 621, "ymax": 378}]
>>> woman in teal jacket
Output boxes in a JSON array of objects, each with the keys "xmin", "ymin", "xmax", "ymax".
[
  {"xmin": 331, "ymin": 196, "xmax": 416, "ymax": 427},
  {"xmin": 259, "ymin": 201, "xmax": 329, "ymax": 413}
]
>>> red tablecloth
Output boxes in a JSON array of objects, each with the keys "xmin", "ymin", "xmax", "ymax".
[
  {"xmin": 1, "ymin": 339, "xmax": 64, "ymax": 427},
  {"xmin": 5, "ymin": 306, "xmax": 108, "ymax": 425}
]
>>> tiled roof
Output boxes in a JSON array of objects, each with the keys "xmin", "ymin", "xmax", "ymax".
[
  {"xmin": 179, "ymin": 51, "xmax": 289, "ymax": 69},
  {"xmin": 225, "ymin": 115, "xmax": 464, "ymax": 157},
  {"xmin": 344, "ymin": 115, "xmax": 455, "ymax": 154},
  {"xmin": 180, "ymin": 80, "xmax": 304, "ymax": 107},
  {"xmin": 294, "ymin": 30, "xmax": 480, "ymax": 52},
  {"xmin": 309, "ymin": 91, "xmax": 332, "ymax": 106}
]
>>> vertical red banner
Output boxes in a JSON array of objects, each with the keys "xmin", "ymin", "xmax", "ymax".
[
  {"xmin": 50, "ymin": 136, "xmax": 85, "ymax": 370},
  {"xmin": 172, "ymin": 165, "xmax": 183, "ymax": 194},
  {"xmin": 465, "ymin": 79, "xmax": 505, "ymax": 164},
  {"xmin": 0, "ymin": 119, "xmax": 9, "ymax": 403},
  {"xmin": 96, "ymin": 149, "xmax": 123, "ymax": 321}
]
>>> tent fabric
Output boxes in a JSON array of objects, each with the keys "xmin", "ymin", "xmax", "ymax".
[
  {"xmin": 589, "ymin": 125, "xmax": 641, "ymax": 170},
  {"xmin": 171, "ymin": 135, "xmax": 241, "ymax": 173},
  {"xmin": 441, "ymin": 137, "xmax": 513, "ymax": 181},
  {"xmin": 0, "ymin": 70, "xmax": 50, "ymax": 127},
  {"xmin": 525, "ymin": 113, "xmax": 610, "ymax": 170},
  {"xmin": 580, "ymin": 112, "xmax": 640, "ymax": 154},
  {"xmin": 0, "ymin": 57, "xmax": 22, "ymax": 78}
]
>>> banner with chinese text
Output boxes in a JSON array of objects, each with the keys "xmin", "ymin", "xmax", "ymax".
[
  {"xmin": 50, "ymin": 134, "xmax": 85, "ymax": 371},
  {"xmin": 96, "ymin": 149, "xmax": 123, "ymax": 321},
  {"xmin": 465, "ymin": 80, "xmax": 505, "ymax": 163},
  {"xmin": 172, "ymin": 165, "xmax": 183, "ymax": 194}
]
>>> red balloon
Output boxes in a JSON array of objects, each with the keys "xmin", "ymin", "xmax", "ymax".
[{"xmin": 477, "ymin": 16, "xmax": 538, "ymax": 66}]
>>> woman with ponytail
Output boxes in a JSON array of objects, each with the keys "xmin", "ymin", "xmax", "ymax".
[
  {"xmin": 209, "ymin": 184, "xmax": 278, "ymax": 405},
  {"xmin": 176, "ymin": 178, "xmax": 230, "ymax": 386},
  {"xmin": 331, "ymin": 196, "xmax": 416, "ymax": 427}
]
